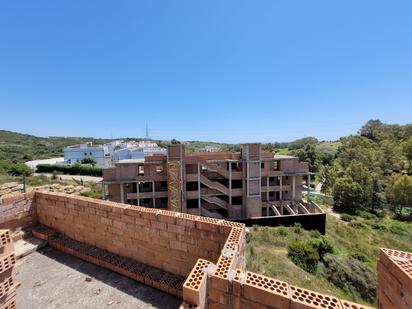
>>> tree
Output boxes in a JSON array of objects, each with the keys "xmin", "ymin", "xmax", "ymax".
[
  {"xmin": 370, "ymin": 174, "xmax": 385, "ymax": 213},
  {"xmin": 332, "ymin": 177, "xmax": 364, "ymax": 213},
  {"xmin": 379, "ymin": 140, "xmax": 403, "ymax": 174},
  {"xmin": 337, "ymin": 136, "xmax": 377, "ymax": 170},
  {"xmin": 392, "ymin": 175, "xmax": 412, "ymax": 216},
  {"xmin": 293, "ymin": 144, "xmax": 320, "ymax": 173},
  {"xmin": 401, "ymin": 137, "xmax": 412, "ymax": 173},
  {"xmin": 289, "ymin": 137, "xmax": 318, "ymax": 150},
  {"xmin": 171, "ymin": 139, "xmax": 181, "ymax": 145},
  {"xmin": 359, "ymin": 119, "xmax": 384, "ymax": 141},
  {"xmin": 320, "ymin": 165, "xmax": 336, "ymax": 197},
  {"xmin": 81, "ymin": 157, "xmax": 97, "ymax": 166},
  {"xmin": 8, "ymin": 163, "xmax": 33, "ymax": 176}
]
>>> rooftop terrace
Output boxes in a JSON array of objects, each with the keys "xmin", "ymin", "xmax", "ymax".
[{"xmin": 1, "ymin": 191, "xmax": 411, "ymax": 308}]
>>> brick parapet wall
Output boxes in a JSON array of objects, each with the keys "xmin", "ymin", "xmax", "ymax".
[
  {"xmin": 35, "ymin": 191, "xmax": 235, "ymax": 277},
  {"xmin": 0, "ymin": 230, "xmax": 18, "ymax": 309},
  {"xmin": 0, "ymin": 192, "xmax": 36, "ymax": 234},
  {"xmin": 2, "ymin": 191, "xmax": 409, "ymax": 309},
  {"xmin": 377, "ymin": 248, "xmax": 412, "ymax": 309}
]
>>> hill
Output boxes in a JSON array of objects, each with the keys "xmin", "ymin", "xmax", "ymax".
[{"xmin": 0, "ymin": 130, "xmax": 115, "ymax": 173}]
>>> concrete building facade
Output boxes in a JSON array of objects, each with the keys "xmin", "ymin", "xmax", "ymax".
[
  {"xmin": 102, "ymin": 143, "xmax": 317, "ymax": 220},
  {"xmin": 64, "ymin": 142, "xmax": 112, "ymax": 168}
]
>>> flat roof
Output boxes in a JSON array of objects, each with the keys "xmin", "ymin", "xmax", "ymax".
[
  {"xmin": 273, "ymin": 154, "xmax": 298, "ymax": 159},
  {"xmin": 117, "ymin": 159, "xmax": 145, "ymax": 164},
  {"xmin": 16, "ymin": 247, "xmax": 181, "ymax": 309}
]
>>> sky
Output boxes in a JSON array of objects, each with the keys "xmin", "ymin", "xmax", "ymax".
[{"xmin": 0, "ymin": 1, "xmax": 411, "ymax": 143}]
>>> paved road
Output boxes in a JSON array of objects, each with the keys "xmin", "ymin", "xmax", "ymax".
[
  {"xmin": 33, "ymin": 173, "xmax": 102, "ymax": 183},
  {"xmin": 25, "ymin": 157, "xmax": 64, "ymax": 169}
]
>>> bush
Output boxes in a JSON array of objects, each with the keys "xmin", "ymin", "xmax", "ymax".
[
  {"xmin": 356, "ymin": 210, "xmax": 376, "ymax": 220},
  {"xmin": 340, "ymin": 214, "xmax": 354, "ymax": 222},
  {"xmin": 275, "ymin": 226, "xmax": 289, "ymax": 236},
  {"xmin": 309, "ymin": 230, "xmax": 322, "ymax": 238},
  {"xmin": 350, "ymin": 252, "xmax": 370, "ymax": 263},
  {"xmin": 81, "ymin": 157, "xmax": 97, "ymax": 165},
  {"xmin": 293, "ymin": 222, "xmax": 303, "ymax": 234},
  {"xmin": 36, "ymin": 164, "xmax": 102, "ymax": 176},
  {"xmin": 348, "ymin": 221, "xmax": 369, "ymax": 229},
  {"xmin": 322, "ymin": 254, "xmax": 376, "ymax": 302},
  {"xmin": 308, "ymin": 236, "xmax": 335, "ymax": 261},
  {"xmin": 8, "ymin": 163, "xmax": 33, "ymax": 176},
  {"xmin": 370, "ymin": 223, "xmax": 389, "ymax": 231},
  {"xmin": 287, "ymin": 240, "xmax": 320, "ymax": 273}
]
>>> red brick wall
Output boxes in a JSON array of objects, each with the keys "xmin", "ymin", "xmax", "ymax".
[
  {"xmin": 0, "ymin": 192, "xmax": 36, "ymax": 232},
  {"xmin": 35, "ymin": 192, "xmax": 230, "ymax": 277}
]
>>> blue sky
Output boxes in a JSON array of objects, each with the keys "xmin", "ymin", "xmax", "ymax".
[{"xmin": 0, "ymin": 1, "xmax": 411, "ymax": 143}]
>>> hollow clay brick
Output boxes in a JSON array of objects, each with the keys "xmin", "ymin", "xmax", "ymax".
[
  {"xmin": 243, "ymin": 271, "xmax": 290, "ymax": 309},
  {"xmin": 290, "ymin": 285, "xmax": 342, "ymax": 309},
  {"xmin": 183, "ymin": 259, "xmax": 211, "ymax": 306},
  {"xmin": 340, "ymin": 299, "xmax": 375, "ymax": 309},
  {"xmin": 0, "ymin": 231, "xmax": 11, "ymax": 249},
  {"xmin": 0, "ymin": 253, "xmax": 16, "ymax": 274}
]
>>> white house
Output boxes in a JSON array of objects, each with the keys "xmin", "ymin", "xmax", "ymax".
[{"xmin": 63, "ymin": 142, "xmax": 112, "ymax": 168}]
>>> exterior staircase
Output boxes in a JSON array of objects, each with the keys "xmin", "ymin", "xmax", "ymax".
[{"xmin": 201, "ymin": 196, "xmax": 228, "ymax": 210}]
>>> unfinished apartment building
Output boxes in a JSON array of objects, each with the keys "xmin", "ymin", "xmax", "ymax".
[{"xmin": 102, "ymin": 143, "xmax": 323, "ymax": 223}]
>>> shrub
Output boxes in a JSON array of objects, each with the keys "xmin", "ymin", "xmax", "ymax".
[
  {"xmin": 348, "ymin": 221, "xmax": 369, "ymax": 229},
  {"xmin": 340, "ymin": 214, "xmax": 353, "ymax": 222},
  {"xmin": 8, "ymin": 163, "xmax": 33, "ymax": 176},
  {"xmin": 287, "ymin": 240, "xmax": 320, "ymax": 273},
  {"xmin": 36, "ymin": 164, "xmax": 102, "ymax": 176},
  {"xmin": 356, "ymin": 210, "xmax": 376, "ymax": 220},
  {"xmin": 349, "ymin": 252, "xmax": 370, "ymax": 263},
  {"xmin": 322, "ymin": 254, "xmax": 376, "ymax": 302},
  {"xmin": 309, "ymin": 230, "xmax": 322, "ymax": 238},
  {"xmin": 275, "ymin": 226, "xmax": 289, "ymax": 236},
  {"xmin": 308, "ymin": 236, "xmax": 335, "ymax": 261},
  {"xmin": 81, "ymin": 157, "xmax": 97, "ymax": 166},
  {"xmin": 293, "ymin": 222, "xmax": 303, "ymax": 234},
  {"xmin": 370, "ymin": 223, "xmax": 389, "ymax": 231}
]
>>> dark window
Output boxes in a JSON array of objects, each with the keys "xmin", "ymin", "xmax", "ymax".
[
  {"xmin": 261, "ymin": 162, "xmax": 264, "ymax": 168},
  {"xmin": 187, "ymin": 199, "xmax": 198, "ymax": 209}
]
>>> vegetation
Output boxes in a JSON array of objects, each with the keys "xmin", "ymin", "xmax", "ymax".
[
  {"xmin": 0, "ymin": 130, "xmax": 114, "ymax": 174},
  {"xmin": 80, "ymin": 156, "xmax": 97, "ymax": 166},
  {"xmin": 247, "ymin": 211, "xmax": 412, "ymax": 306},
  {"xmin": 7, "ymin": 163, "xmax": 33, "ymax": 176},
  {"xmin": 36, "ymin": 164, "xmax": 102, "ymax": 176}
]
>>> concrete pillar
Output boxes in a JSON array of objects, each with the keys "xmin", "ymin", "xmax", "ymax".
[
  {"xmin": 152, "ymin": 181, "xmax": 156, "ymax": 208},
  {"xmin": 229, "ymin": 162, "xmax": 232, "ymax": 205},
  {"xmin": 307, "ymin": 174, "xmax": 311, "ymax": 200},
  {"xmin": 137, "ymin": 182, "xmax": 140, "ymax": 206},
  {"xmin": 279, "ymin": 176, "xmax": 283, "ymax": 200},
  {"xmin": 198, "ymin": 162, "xmax": 201, "ymax": 215},
  {"xmin": 120, "ymin": 183, "xmax": 124, "ymax": 204},
  {"xmin": 292, "ymin": 176, "xmax": 296, "ymax": 200},
  {"xmin": 101, "ymin": 184, "xmax": 106, "ymax": 200}
]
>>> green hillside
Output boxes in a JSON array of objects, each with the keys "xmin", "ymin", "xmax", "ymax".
[{"xmin": 0, "ymin": 130, "xmax": 113, "ymax": 173}]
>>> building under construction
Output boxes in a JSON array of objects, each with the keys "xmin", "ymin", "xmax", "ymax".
[{"xmin": 102, "ymin": 143, "xmax": 324, "ymax": 225}]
